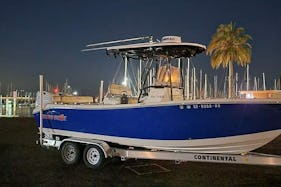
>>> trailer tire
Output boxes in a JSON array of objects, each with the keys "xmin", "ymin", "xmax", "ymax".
[
  {"xmin": 61, "ymin": 142, "xmax": 80, "ymax": 165},
  {"xmin": 83, "ymin": 145, "xmax": 105, "ymax": 169}
]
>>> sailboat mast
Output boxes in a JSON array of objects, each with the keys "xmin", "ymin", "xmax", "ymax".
[
  {"xmin": 274, "ymin": 79, "xmax": 277, "ymax": 90},
  {"xmin": 204, "ymin": 74, "xmax": 207, "ymax": 99},
  {"xmin": 199, "ymin": 69, "xmax": 202, "ymax": 98},
  {"xmin": 193, "ymin": 67, "xmax": 196, "ymax": 100},
  {"xmin": 254, "ymin": 76, "xmax": 257, "ymax": 91},
  {"xmin": 246, "ymin": 65, "xmax": 250, "ymax": 91},
  {"xmin": 235, "ymin": 73, "xmax": 238, "ymax": 96},
  {"xmin": 214, "ymin": 75, "xmax": 218, "ymax": 98},
  {"xmin": 262, "ymin": 73, "xmax": 266, "ymax": 90}
]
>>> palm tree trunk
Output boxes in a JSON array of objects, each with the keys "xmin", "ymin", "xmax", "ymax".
[{"xmin": 228, "ymin": 61, "xmax": 233, "ymax": 98}]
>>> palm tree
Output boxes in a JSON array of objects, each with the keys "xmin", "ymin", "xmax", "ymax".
[{"xmin": 207, "ymin": 22, "xmax": 252, "ymax": 98}]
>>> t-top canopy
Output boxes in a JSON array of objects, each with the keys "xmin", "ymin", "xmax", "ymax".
[{"xmin": 106, "ymin": 36, "xmax": 206, "ymax": 59}]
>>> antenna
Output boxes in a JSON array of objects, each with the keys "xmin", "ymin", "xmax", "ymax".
[{"xmin": 82, "ymin": 36, "xmax": 153, "ymax": 52}]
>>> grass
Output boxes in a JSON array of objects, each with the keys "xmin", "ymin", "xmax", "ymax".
[{"xmin": 0, "ymin": 117, "xmax": 281, "ymax": 186}]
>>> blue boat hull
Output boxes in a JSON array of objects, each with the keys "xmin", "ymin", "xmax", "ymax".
[
  {"xmin": 33, "ymin": 101, "xmax": 281, "ymax": 153},
  {"xmin": 34, "ymin": 103, "xmax": 281, "ymax": 139}
]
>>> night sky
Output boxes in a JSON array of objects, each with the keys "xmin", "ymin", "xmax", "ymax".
[{"xmin": 0, "ymin": 0, "xmax": 280, "ymax": 95}]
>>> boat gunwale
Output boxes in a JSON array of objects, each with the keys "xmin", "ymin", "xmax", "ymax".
[{"xmin": 33, "ymin": 98, "xmax": 281, "ymax": 113}]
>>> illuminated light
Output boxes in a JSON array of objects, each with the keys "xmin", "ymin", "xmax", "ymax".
[
  {"xmin": 72, "ymin": 91, "xmax": 78, "ymax": 96},
  {"xmin": 246, "ymin": 93, "xmax": 254, "ymax": 99},
  {"xmin": 122, "ymin": 77, "xmax": 128, "ymax": 86},
  {"xmin": 53, "ymin": 87, "xmax": 59, "ymax": 94},
  {"xmin": 157, "ymin": 66, "xmax": 181, "ymax": 87}
]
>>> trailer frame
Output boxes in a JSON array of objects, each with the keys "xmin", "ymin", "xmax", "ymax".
[{"xmin": 40, "ymin": 136, "xmax": 281, "ymax": 168}]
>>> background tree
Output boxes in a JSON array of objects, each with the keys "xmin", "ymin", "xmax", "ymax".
[{"xmin": 207, "ymin": 22, "xmax": 252, "ymax": 98}]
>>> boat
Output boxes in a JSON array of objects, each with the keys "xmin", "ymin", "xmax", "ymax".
[{"xmin": 33, "ymin": 36, "xmax": 281, "ymax": 155}]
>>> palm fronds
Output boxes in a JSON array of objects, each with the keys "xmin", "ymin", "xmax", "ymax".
[{"xmin": 207, "ymin": 22, "xmax": 252, "ymax": 69}]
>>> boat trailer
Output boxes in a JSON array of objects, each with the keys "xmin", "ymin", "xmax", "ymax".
[{"xmin": 40, "ymin": 137, "xmax": 281, "ymax": 169}]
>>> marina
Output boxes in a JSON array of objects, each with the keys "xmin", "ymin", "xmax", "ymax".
[
  {"xmin": 1, "ymin": 1, "xmax": 281, "ymax": 186},
  {"xmin": 0, "ymin": 94, "xmax": 35, "ymax": 117},
  {"xmin": 32, "ymin": 35, "xmax": 281, "ymax": 169}
]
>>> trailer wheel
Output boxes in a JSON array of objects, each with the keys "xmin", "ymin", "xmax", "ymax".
[
  {"xmin": 61, "ymin": 142, "xmax": 80, "ymax": 165},
  {"xmin": 83, "ymin": 145, "xmax": 105, "ymax": 169}
]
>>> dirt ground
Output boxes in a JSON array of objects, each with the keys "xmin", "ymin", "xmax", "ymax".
[{"xmin": 0, "ymin": 117, "xmax": 281, "ymax": 187}]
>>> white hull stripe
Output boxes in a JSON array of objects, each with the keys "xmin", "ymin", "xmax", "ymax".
[{"xmin": 42, "ymin": 128, "xmax": 281, "ymax": 154}]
